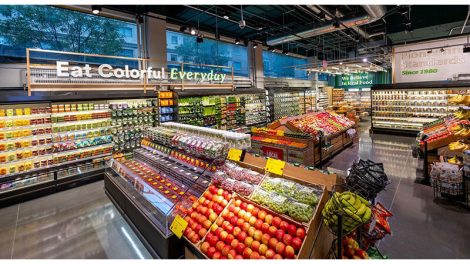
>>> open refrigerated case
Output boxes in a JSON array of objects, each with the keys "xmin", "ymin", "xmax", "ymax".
[
  {"xmin": 104, "ymin": 123, "xmax": 251, "ymax": 258},
  {"xmin": 371, "ymin": 82, "xmax": 470, "ymax": 135}
]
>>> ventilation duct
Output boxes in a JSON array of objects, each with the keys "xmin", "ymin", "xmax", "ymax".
[{"xmin": 267, "ymin": 5, "xmax": 386, "ymax": 46}]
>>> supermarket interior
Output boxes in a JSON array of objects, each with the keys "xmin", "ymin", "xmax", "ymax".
[{"xmin": 0, "ymin": 3, "xmax": 470, "ymax": 260}]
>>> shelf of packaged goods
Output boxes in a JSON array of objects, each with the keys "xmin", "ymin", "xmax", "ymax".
[
  {"xmin": 141, "ymin": 145, "xmax": 170, "ymax": 158},
  {"xmin": 0, "ymin": 134, "xmax": 51, "ymax": 143},
  {"xmin": 0, "ymin": 143, "xmax": 53, "ymax": 155},
  {"xmin": 0, "ymin": 153, "xmax": 111, "ymax": 183},
  {"xmin": 51, "ymin": 118, "xmax": 111, "ymax": 127},
  {"xmin": 51, "ymin": 126, "xmax": 116, "ymax": 138},
  {"xmin": 0, "ymin": 113, "xmax": 51, "ymax": 120},
  {"xmin": 0, "ymin": 123, "xmax": 52, "ymax": 132},
  {"xmin": 0, "ymin": 177, "xmax": 55, "ymax": 194},
  {"xmin": 373, "ymin": 116, "xmax": 440, "ymax": 121},
  {"xmin": 372, "ymin": 120, "xmax": 430, "ymax": 126},
  {"xmin": 373, "ymin": 111, "xmax": 448, "ymax": 116},
  {"xmin": 52, "ymin": 135, "xmax": 112, "ymax": 145},
  {"xmin": 51, "ymin": 109, "xmax": 111, "ymax": 117},
  {"xmin": 373, "ymin": 125, "xmax": 421, "ymax": 132},
  {"xmin": 52, "ymin": 143, "xmax": 114, "ymax": 156}
]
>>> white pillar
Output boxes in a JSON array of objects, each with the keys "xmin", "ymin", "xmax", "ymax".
[{"xmin": 145, "ymin": 14, "xmax": 167, "ymax": 69}]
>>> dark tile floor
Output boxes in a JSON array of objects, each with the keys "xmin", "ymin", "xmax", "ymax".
[{"xmin": 0, "ymin": 118, "xmax": 469, "ymax": 259}]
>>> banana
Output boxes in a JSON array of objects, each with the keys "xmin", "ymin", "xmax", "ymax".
[
  {"xmin": 362, "ymin": 207, "xmax": 372, "ymax": 221},
  {"xmin": 353, "ymin": 196, "xmax": 362, "ymax": 209},
  {"xmin": 347, "ymin": 196, "xmax": 356, "ymax": 207},
  {"xmin": 340, "ymin": 193, "xmax": 351, "ymax": 201},
  {"xmin": 344, "ymin": 207, "xmax": 362, "ymax": 222},
  {"xmin": 356, "ymin": 195, "xmax": 370, "ymax": 206},
  {"xmin": 356, "ymin": 204, "xmax": 367, "ymax": 216}
]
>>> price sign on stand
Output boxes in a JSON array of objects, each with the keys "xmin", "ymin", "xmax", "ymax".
[
  {"xmin": 227, "ymin": 148, "xmax": 244, "ymax": 161},
  {"xmin": 265, "ymin": 157, "xmax": 286, "ymax": 176},
  {"xmin": 170, "ymin": 215, "xmax": 188, "ymax": 239}
]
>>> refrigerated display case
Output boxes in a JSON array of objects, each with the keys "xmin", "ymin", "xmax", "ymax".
[{"xmin": 371, "ymin": 82, "xmax": 470, "ymax": 135}]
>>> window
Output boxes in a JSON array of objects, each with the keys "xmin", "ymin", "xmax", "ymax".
[
  {"xmin": 262, "ymin": 51, "xmax": 308, "ymax": 79},
  {"xmin": 166, "ymin": 30, "xmax": 249, "ymax": 77},
  {"xmin": 0, "ymin": 5, "xmax": 138, "ymax": 62},
  {"xmin": 171, "ymin": 36, "xmax": 178, "ymax": 45},
  {"xmin": 120, "ymin": 49, "xmax": 134, "ymax": 57},
  {"xmin": 169, "ymin": 53, "xmax": 178, "ymax": 62},
  {"xmin": 120, "ymin": 27, "xmax": 133, "ymax": 38}
]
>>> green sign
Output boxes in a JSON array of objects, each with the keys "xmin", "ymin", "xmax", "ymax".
[{"xmin": 333, "ymin": 72, "xmax": 391, "ymax": 89}]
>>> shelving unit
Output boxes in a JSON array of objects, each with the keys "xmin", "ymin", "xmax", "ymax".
[{"xmin": 371, "ymin": 82, "xmax": 470, "ymax": 135}]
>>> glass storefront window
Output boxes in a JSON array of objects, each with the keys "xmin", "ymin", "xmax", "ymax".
[
  {"xmin": 0, "ymin": 5, "xmax": 138, "ymax": 62},
  {"xmin": 166, "ymin": 30, "xmax": 249, "ymax": 77},
  {"xmin": 263, "ymin": 51, "xmax": 308, "ymax": 79}
]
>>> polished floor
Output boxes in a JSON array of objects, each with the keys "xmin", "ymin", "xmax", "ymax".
[{"xmin": 0, "ymin": 119, "xmax": 469, "ymax": 259}]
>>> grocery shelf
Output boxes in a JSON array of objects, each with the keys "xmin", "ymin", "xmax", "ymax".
[
  {"xmin": 51, "ymin": 143, "xmax": 114, "ymax": 156},
  {"xmin": 0, "ymin": 134, "xmax": 51, "ymax": 143},
  {"xmin": 51, "ymin": 109, "xmax": 110, "ymax": 116},
  {"xmin": 0, "ymin": 154, "xmax": 53, "ymax": 166},
  {"xmin": 0, "ymin": 113, "xmax": 51, "ymax": 120},
  {"xmin": 51, "ymin": 118, "xmax": 111, "ymax": 126},
  {"xmin": 0, "ymin": 123, "xmax": 52, "ymax": 131},
  {"xmin": 51, "ymin": 125, "xmax": 117, "ymax": 137},
  {"xmin": 0, "ymin": 143, "xmax": 53, "ymax": 154}
]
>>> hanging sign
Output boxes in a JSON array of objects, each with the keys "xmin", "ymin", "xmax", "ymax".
[
  {"xmin": 393, "ymin": 36, "xmax": 470, "ymax": 83},
  {"xmin": 169, "ymin": 214, "xmax": 188, "ymax": 239},
  {"xmin": 265, "ymin": 157, "xmax": 286, "ymax": 176},
  {"xmin": 335, "ymin": 73, "xmax": 375, "ymax": 88}
]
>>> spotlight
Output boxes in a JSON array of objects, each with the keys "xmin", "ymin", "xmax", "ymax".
[
  {"xmin": 190, "ymin": 27, "xmax": 197, "ymax": 35},
  {"xmin": 339, "ymin": 62, "xmax": 343, "ymax": 65},
  {"xmin": 197, "ymin": 34, "xmax": 204, "ymax": 43},
  {"xmin": 91, "ymin": 5, "xmax": 101, "ymax": 15},
  {"xmin": 362, "ymin": 58, "xmax": 368, "ymax": 63},
  {"xmin": 253, "ymin": 42, "xmax": 258, "ymax": 49},
  {"xmin": 235, "ymin": 38, "xmax": 240, "ymax": 45},
  {"xmin": 179, "ymin": 25, "xmax": 187, "ymax": 32},
  {"xmin": 464, "ymin": 45, "xmax": 470, "ymax": 53},
  {"xmin": 332, "ymin": 20, "xmax": 340, "ymax": 28},
  {"xmin": 223, "ymin": 15, "xmax": 229, "ymax": 19}
]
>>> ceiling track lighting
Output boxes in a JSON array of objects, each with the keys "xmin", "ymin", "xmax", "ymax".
[
  {"xmin": 253, "ymin": 42, "xmax": 258, "ymax": 49},
  {"xmin": 235, "ymin": 38, "xmax": 240, "ymax": 45},
  {"xmin": 91, "ymin": 5, "xmax": 101, "ymax": 15},
  {"xmin": 190, "ymin": 27, "xmax": 197, "ymax": 35}
]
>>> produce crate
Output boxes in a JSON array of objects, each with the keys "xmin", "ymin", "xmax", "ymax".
[{"xmin": 421, "ymin": 135, "xmax": 458, "ymax": 151}]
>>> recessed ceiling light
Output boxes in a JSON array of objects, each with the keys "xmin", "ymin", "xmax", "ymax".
[
  {"xmin": 190, "ymin": 27, "xmax": 197, "ymax": 35},
  {"xmin": 91, "ymin": 5, "xmax": 101, "ymax": 15}
]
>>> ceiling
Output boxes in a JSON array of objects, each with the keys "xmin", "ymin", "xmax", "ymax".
[{"xmin": 103, "ymin": 5, "xmax": 470, "ymax": 62}]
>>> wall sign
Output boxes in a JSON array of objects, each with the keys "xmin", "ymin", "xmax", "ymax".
[
  {"xmin": 393, "ymin": 36, "xmax": 470, "ymax": 83},
  {"xmin": 336, "ymin": 73, "xmax": 374, "ymax": 88}
]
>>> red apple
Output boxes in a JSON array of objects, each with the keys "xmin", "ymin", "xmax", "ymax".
[
  {"xmin": 251, "ymin": 207, "xmax": 260, "ymax": 217},
  {"xmin": 233, "ymin": 207, "xmax": 240, "ymax": 215},
  {"xmin": 275, "ymin": 242, "xmax": 286, "ymax": 255},
  {"xmin": 254, "ymin": 219, "xmax": 263, "ymax": 230},
  {"xmin": 284, "ymin": 245, "xmax": 295, "ymax": 259},
  {"xmin": 246, "ymin": 204, "xmax": 254, "ymax": 212},
  {"xmin": 244, "ymin": 236, "xmax": 254, "ymax": 247},
  {"xmin": 287, "ymin": 224, "xmax": 297, "ymax": 237},
  {"xmin": 199, "ymin": 215, "xmax": 208, "ymax": 224},
  {"xmin": 296, "ymin": 227, "xmax": 306, "ymax": 240},
  {"xmin": 258, "ymin": 244, "xmax": 268, "ymax": 255},
  {"xmin": 268, "ymin": 226, "xmax": 278, "ymax": 236},
  {"xmin": 225, "ymin": 224, "xmax": 234, "ymax": 234},
  {"xmin": 215, "ymin": 227, "xmax": 223, "ymax": 237},
  {"xmin": 230, "ymin": 216, "xmax": 239, "ymax": 226},
  {"xmin": 231, "ymin": 238, "xmax": 239, "ymax": 248},
  {"xmin": 250, "ymin": 251, "xmax": 260, "ymax": 259},
  {"xmin": 198, "ymin": 228, "xmax": 207, "ymax": 238},
  {"xmin": 233, "ymin": 227, "xmax": 241, "ymax": 237},
  {"xmin": 184, "ymin": 227, "xmax": 192, "ymax": 237},
  {"xmin": 203, "ymin": 220, "xmax": 212, "ymax": 229},
  {"xmin": 265, "ymin": 249, "xmax": 275, "ymax": 259},
  {"xmin": 279, "ymin": 221, "xmax": 289, "ymax": 232},
  {"xmin": 208, "ymin": 233, "xmax": 219, "ymax": 247},
  {"xmin": 240, "ymin": 202, "xmax": 248, "ymax": 210},
  {"xmin": 222, "ymin": 245, "xmax": 231, "ymax": 256},
  {"xmin": 200, "ymin": 241, "xmax": 210, "ymax": 253},
  {"xmin": 272, "ymin": 216, "xmax": 282, "ymax": 228},
  {"xmin": 247, "ymin": 226, "xmax": 256, "ymax": 237},
  {"xmin": 190, "ymin": 233, "xmax": 199, "ymax": 243},
  {"xmin": 268, "ymin": 237, "xmax": 278, "ymax": 249},
  {"xmin": 198, "ymin": 196, "xmax": 206, "ymax": 204},
  {"xmin": 292, "ymin": 237, "xmax": 302, "ymax": 251},
  {"xmin": 282, "ymin": 234, "xmax": 293, "ymax": 246},
  {"xmin": 243, "ymin": 212, "xmax": 252, "ymax": 222},
  {"xmin": 216, "ymin": 217, "xmax": 224, "ymax": 226},
  {"xmin": 242, "ymin": 247, "xmax": 253, "ymax": 259},
  {"xmin": 237, "ymin": 218, "xmax": 245, "ymax": 227},
  {"xmin": 217, "ymin": 188, "xmax": 223, "ymax": 196},
  {"xmin": 273, "ymin": 254, "xmax": 283, "ymax": 259},
  {"xmin": 209, "ymin": 212, "xmax": 218, "ymax": 222},
  {"xmin": 253, "ymin": 230, "xmax": 263, "ymax": 241},
  {"xmin": 236, "ymin": 231, "xmax": 247, "ymax": 242},
  {"xmin": 227, "ymin": 249, "xmax": 237, "ymax": 259},
  {"xmin": 210, "ymin": 224, "xmax": 218, "ymax": 232},
  {"xmin": 251, "ymin": 240, "xmax": 261, "ymax": 252},
  {"xmin": 261, "ymin": 222, "xmax": 270, "ymax": 233},
  {"xmin": 204, "ymin": 200, "xmax": 210, "ymax": 207},
  {"xmin": 228, "ymin": 204, "xmax": 236, "ymax": 212},
  {"xmin": 204, "ymin": 191, "xmax": 212, "ymax": 200},
  {"xmin": 216, "ymin": 241, "xmax": 225, "ymax": 251},
  {"xmin": 195, "ymin": 224, "xmax": 202, "ymax": 233},
  {"xmin": 261, "ymin": 233, "xmax": 271, "ymax": 245},
  {"xmin": 265, "ymin": 214, "xmax": 273, "ymax": 225},
  {"xmin": 212, "ymin": 251, "xmax": 222, "ymax": 259},
  {"xmin": 200, "ymin": 207, "xmax": 208, "ymax": 216},
  {"xmin": 259, "ymin": 256, "xmax": 266, "ymax": 259},
  {"xmin": 258, "ymin": 210, "xmax": 267, "ymax": 221},
  {"xmin": 206, "ymin": 246, "xmax": 216, "ymax": 258},
  {"xmin": 235, "ymin": 255, "xmax": 243, "ymax": 259},
  {"xmin": 209, "ymin": 185, "xmax": 217, "ymax": 194},
  {"xmin": 249, "ymin": 216, "xmax": 257, "ymax": 226},
  {"xmin": 222, "ymin": 221, "xmax": 230, "ymax": 230},
  {"xmin": 235, "ymin": 243, "xmax": 245, "ymax": 255},
  {"xmin": 275, "ymin": 229, "xmax": 285, "ymax": 241},
  {"xmin": 226, "ymin": 212, "xmax": 234, "ymax": 220},
  {"xmin": 238, "ymin": 209, "xmax": 246, "ymax": 219},
  {"xmin": 242, "ymin": 222, "xmax": 251, "ymax": 233},
  {"xmin": 226, "ymin": 234, "xmax": 235, "ymax": 245}
]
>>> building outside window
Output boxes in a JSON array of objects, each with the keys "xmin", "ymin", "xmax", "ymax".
[
  {"xmin": 0, "ymin": 5, "xmax": 138, "ymax": 62},
  {"xmin": 169, "ymin": 53, "xmax": 178, "ymax": 62},
  {"xmin": 171, "ymin": 36, "xmax": 178, "ymax": 45},
  {"xmin": 166, "ymin": 30, "xmax": 249, "ymax": 77},
  {"xmin": 263, "ymin": 51, "xmax": 308, "ymax": 79}
]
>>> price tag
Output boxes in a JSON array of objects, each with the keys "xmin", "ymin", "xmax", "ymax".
[
  {"xmin": 170, "ymin": 214, "xmax": 188, "ymax": 239},
  {"xmin": 227, "ymin": 148, "xmax": 243, "ymax": 161},
  {"xmin": 276, "ymin": 130, "xmax": 285, "ymax": 137},
  {"xmin": 265, "ymin": 157, "xmax": 286, "ymax": 176}
]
